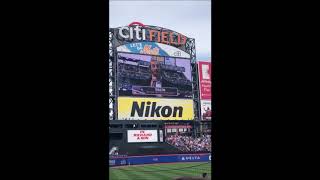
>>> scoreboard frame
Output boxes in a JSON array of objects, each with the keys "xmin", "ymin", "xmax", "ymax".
[{"xmin": 109, "ymin": 22, "xmax": 200, "ymax": 121}]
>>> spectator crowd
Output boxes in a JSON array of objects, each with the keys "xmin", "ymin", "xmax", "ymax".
[{"xmin": 165, "ymin": 134, "xmax": 211, "ymax": 153}]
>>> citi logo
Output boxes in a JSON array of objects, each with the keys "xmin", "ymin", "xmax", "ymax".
[
  {"xmin": 130, "ymin": 101, "xmax": 183, "ymax": 118},
  {"xmin": 118, "ymin": 22, "xmax": 146, "ymax": 41}
]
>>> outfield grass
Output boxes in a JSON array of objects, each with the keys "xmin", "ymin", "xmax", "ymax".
[{"xmin": 109, "ymin": 162, "xmax": 211, "ymax": 180}]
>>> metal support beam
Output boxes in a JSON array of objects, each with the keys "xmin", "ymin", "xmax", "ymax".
[
  {"xmin": 186, "ymin": 38, "xmax": 201, "ymax": 124},
  {"xmin": 109, "ymin": 29, "xmax": 117, "ymax": 121}
]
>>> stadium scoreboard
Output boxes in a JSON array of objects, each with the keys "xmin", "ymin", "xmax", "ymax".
[{"xmin": 109, "ymin": 22, "xmax": 199, "ymax": 121}]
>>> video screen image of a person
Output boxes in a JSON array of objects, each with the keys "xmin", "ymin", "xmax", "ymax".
[{"xmin": 150, "ymin": 56, "xmax": 162, "ymax": 88}]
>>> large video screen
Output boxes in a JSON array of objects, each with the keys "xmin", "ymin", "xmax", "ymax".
[{"xmin": 117, "ymin": 53, "xmax": 192, "ymax": 99}]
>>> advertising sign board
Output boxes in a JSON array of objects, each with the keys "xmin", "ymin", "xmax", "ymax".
[
  {"xmin": 198, "ymin": 61, "xmax": 212, "ymax": 100},
  {"xmin": 127, "ymin": 130, "xmax": 158, "ymax": 143},
  {"xmin": 118, "ymin": 97, "xmax": 194, "ymax": 120},
  {"xmin": 200, "ymin": 100, "xmax": 211, "ymax": 121}
]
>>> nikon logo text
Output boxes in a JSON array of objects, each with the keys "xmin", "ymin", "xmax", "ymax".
[{"xmin": 130, "ymin": 101, "xmax": 183, "ymax": 118}]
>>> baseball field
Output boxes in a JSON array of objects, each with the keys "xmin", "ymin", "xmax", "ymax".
[{"xmin": 109, "ymin": 162, "xmax": 211, "ymax": 180}]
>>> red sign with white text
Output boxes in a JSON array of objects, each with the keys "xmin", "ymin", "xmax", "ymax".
[{"xmin": 198, "ymin": 61, "xmax": 212, "ymax": 100}]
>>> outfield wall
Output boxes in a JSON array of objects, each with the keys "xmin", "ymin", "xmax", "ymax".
[{"xmin": 109, "ymin": 153, "xmax": 211, "ymax": 167}]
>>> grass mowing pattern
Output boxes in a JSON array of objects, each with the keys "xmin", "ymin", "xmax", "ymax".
[{"xmin": 110, "ymin": 162, "xmax": 211, "ymax": 180}]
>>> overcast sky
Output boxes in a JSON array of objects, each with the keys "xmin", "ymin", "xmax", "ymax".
[{"xmin": 109, "ymin": 0, "xmax": 211, "ymax": 61}]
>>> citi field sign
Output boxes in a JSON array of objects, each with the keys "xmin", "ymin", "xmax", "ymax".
[{"xmin": 115, "ymin": 22, "xmax": 189, "ymax": 48}]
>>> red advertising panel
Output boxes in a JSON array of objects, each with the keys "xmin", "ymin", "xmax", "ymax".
[{"xmin": 198, "ymin": 61, "xmax": 212, "ymax": 100}]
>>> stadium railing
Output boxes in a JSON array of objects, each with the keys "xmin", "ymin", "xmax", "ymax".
[{"xmin": 109, "ymin": 153, "xmax": 211, "ymax": 167}]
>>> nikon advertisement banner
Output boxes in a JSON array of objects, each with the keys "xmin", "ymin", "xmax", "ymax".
[{"xmin": 118, "ymin": 97, "xmax": 194, "ymax": 120}]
